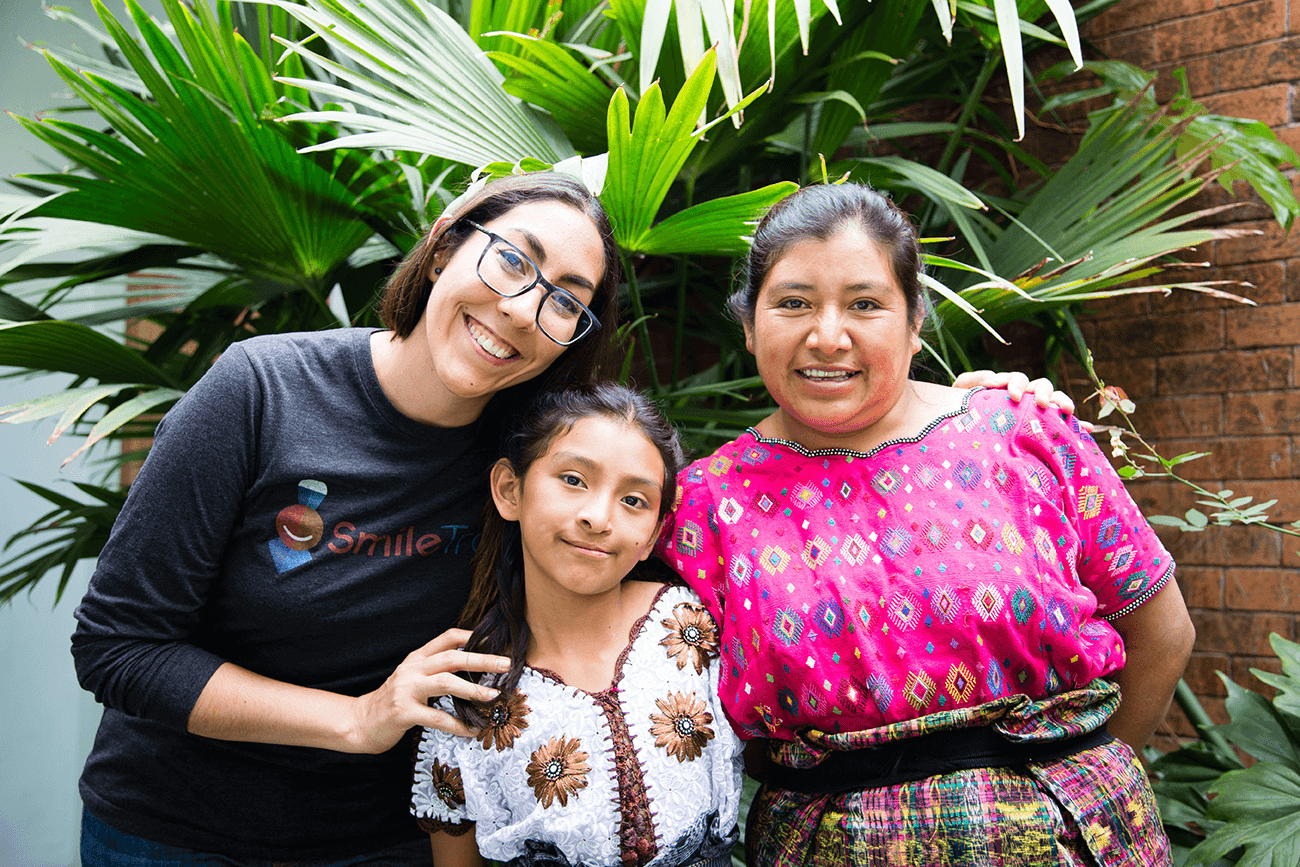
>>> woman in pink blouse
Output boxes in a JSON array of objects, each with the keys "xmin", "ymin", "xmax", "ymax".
[{"xmin": 658, "ymin": 183, "xmax": 1194, "ymax": 867}]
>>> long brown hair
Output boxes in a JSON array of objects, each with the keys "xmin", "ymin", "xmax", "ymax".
[{"xmin": 453, "ymin": 383, "xmax": 685, "ymax": 727}]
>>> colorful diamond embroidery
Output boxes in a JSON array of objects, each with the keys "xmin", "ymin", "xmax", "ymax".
[
  {"xmin": 802, "ymin": 536, "xmax": 830, "ymax": 568},
  {"xmin": 915, "ymin": 463, "xmax": 942, "ymax": 490},
  {"xmin": 903, "ymin": 670, "xmax": 936, "ymax": 711},
  {"xmin": 1033, "ymin": 527, "xmax": 1057, "ymax": 563},
  {"xmin": 774, "ymin": 608, "xmax": 803, "ymax": 646},
  {"xmin": 953, "ymin": 409, "xmax": 981, "ymax": 432},
  {"xmin": 921, "ymin": 521, "xmax": 952, "ymax": 551},
  {"xmin": 946, "ymin": 662, "xmax": 975, "ymax": 703},
  {"xmin": 740, "ymin": 445, "xmax": 769, "ymax": 465},
  {"xmin": 856, "ymin": 602, "xmax": 872, "ymax": 631},
  {"xmin": 751, "ymin": 491, "xmax": 779, "ymax": 516},
  {"xmin": 1045, "ymin": 597, "xmax": 1072, "ymax": 635},
  {"xmin": 866, "ymin": 674, "xmax": 893, "ymax": 715},
  {"xmin": 707, "ymin": 454, "xmax": 733, "ymax": 476},
  {"xmin": 881, "ymin": 527, "xmax": 913, "ymax": 558},
  {"xmin": 1001, "ymin": 524, "xmax": 1027, "ymax": 555},
  {"xmin": 1053, "ymin": 445, "xmax": 1078, "ymax": 477},
  {"xmin": 974, "ymin": 583, "xmax": 1004, "ymax": 621},
  {"xmin": 871, "ymin": 468, "xmax": 903, "ymax": 496},
  {"xmin": 952, "ymin": 459, "xmax": 982, "ymax": 490},
  {"xmin": 837, "ymin": 676, "xmax": 869, "ymax": 712},
  {"xmin": 717, "ymin": 497, "xmax": 744, "ymax": 525},
  {"xmin": 841, "ymin": 534, "xmax": 870, "ymax": 567},
  {"xmin": 728, "ymin": 555, "xmax": 753, "ymax": 587},
  {"xmin": 1108, "ymin": 544, "xmax": 1137, "ymax": 574},
  {"xmin": 991, "ymin": 462, "xmax": 1014, "ymax": 492},
  {"xmin": 986, "ymin": 659, "xmax": 1006, "ymax": 697},
  {"xmin": 836, "ymin": 478, "xmax": 860, "ymax": 503},
  {"xmin": 888, "ymin": 590, "xmax": 922, "ymax": 630},
  {"xmin": 1010, "ymin": 586, "xmax": 1037, "ymax": 625},
  {"xmin": 1096, "ymin": 517, "xmax": 1122, "ymax": 549},
  {"xmin": 1116, "ymin": 570, "xmax": 1151, "ymax": 600},
  {"xmin": 1077, "ymin": 485, "xmax": 1103, "ymax": 519},
  {"xmin": 815, "ymin": 598, "xmax": 845, "ymax": 638},
  {"xmin": 800, "ymin": 684, "xmax": 822, "ymax": 714},
  {"xmin": 793, "ymin": 482, "xmax": 822, "ymax": 509},
  {"xmin": 963, "ymin": 518, "xmax": 992, "ymax": 550},
  {"xmin": 930, "ymin": 586, "xmax": 961, "ymax": 624},
  {"xmin": 759, "ymin": 545, "xmax": 791, "ymax": 575},
  {"xmin": 990, "ymin": 410, "xmax": 1016, "ymax": 435},
  {"xmin": 777, "ymin": 687, "xmax": 799, "ymax": 717},
  {"xmin": 675, "ymin": 521, "xmax": 702, "ymax": 558}
]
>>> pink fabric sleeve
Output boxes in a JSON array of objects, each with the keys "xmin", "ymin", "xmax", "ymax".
[
  {"xmin": 1010, "ymin": 405, "xmax": 1175, "ymax": 621},
  {"xmin": 656, "ymin": 467, "xmax": 728, "ymax": 624}
]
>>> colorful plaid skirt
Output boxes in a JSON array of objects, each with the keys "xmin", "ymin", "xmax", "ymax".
[{"xmin": 745, "ymin": 682, "xmax": 1171, "ymax": 867}]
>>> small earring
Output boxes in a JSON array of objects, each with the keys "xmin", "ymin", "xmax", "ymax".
[{"xmin": 433, "ymin": 267, "xmax": 443, "ymax": 275}]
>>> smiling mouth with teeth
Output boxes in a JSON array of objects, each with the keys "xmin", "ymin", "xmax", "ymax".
[
  {"xmin": 466, "ymin": 316, "xmax": 518, "ymax": 360},
  {"xmin": 799, "ymin": 369, "xmax": 858, "ymax": 382}
]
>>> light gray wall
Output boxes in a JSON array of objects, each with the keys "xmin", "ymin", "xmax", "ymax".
[{"xmin": 2, "ymin": 3, "xmax": 163, "ymax": 864}]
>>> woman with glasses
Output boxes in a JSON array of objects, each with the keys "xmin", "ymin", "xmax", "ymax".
[{"xmin": 71, "ymin": 173, "xmax": 622, "ymax": 867}]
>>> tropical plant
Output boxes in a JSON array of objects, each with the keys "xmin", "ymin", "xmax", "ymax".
[
  {"xmin": 1, "ymin": 0, "xmax": 1297, "ymax": 604},
  {"xmin": 1148, "ymin": 634, "xmax": 1300, "ymax": 867}
]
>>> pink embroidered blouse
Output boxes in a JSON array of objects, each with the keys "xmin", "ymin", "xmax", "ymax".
[{"xmin": 658, "ymin": 388, "xmax": 1174, "ymax": 741}]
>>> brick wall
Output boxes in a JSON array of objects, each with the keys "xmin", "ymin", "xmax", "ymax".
[{"xmin": 1077, "ymin": 0, "xmax": 1300, "ymax": 750}]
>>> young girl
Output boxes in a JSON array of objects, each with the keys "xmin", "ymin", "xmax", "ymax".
[{"xmin": 411, "ymin": 383, "xmax": 743, "ymax": 867}]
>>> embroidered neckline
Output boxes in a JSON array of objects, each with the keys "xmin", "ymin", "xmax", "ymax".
[
  {"xmin": 527, "ymin": 582, "xmax": 674, "ymax": 697},
  {"xmin": 747, "ymin": 386, "xmax": 985, "ymax": 459}
]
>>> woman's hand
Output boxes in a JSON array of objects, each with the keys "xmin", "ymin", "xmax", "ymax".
[
  {"xmin": 953, "ymin": 370, "xmax": 1075, "ymax": 415},
  {"xmin": 188, "ymin": 627, "xmax": 510, "ymax": 754},
  {"xmin": 347, "ymin": 628, "xmax": 509, "ymax": 752}
]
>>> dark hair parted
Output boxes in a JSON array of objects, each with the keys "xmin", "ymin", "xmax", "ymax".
[
  {"xmin": 728, "ymin": 182, "xmax": 926, "ymax": 329},
  {"xmin": 452, "ymin": 383, "xmax": 686, "ymax": 728},
  {"xmin": 379, "ymin": 172, "xmax": 622, "ymax": 399}
]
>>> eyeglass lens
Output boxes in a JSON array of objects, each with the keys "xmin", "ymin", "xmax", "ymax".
[{"xmin": 479, "ymin": 239, "xmax": 592, "ymax": 344}]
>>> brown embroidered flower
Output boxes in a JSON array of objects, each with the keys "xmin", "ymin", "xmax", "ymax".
[
  {"xmin": 476, "ymin": 691, "xmax": 531, "ymax": 751},
  {"xmin": 526, "ymin": 736, "xmax": 590, "ymax": 808},
  {"xmin": 649, "ymin": 691, "xmax": 715, "ymax": 762},
  {"xmin": 428, "ymin": 759, "xmax": 466, "ymax": 808},
  {"xmin": 660, "ymin": 602, "xmax": 719, "ymax": 674}
]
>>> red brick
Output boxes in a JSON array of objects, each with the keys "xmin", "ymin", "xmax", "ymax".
[
  {"xmin": 1082, "ymin": 293, "xmax": 1151, "ymax": 322},
  {"xmin": 1168, "ymin": 525, "xmax": 1283, "ymax": 566},
  {"xmin": 1178, "ymin": 565, "xmax": 1225, "ymax": 608},
  {"xmin": 1091, "ymin": 30, "xmax": 1155, "ymax": 68},
  {"xmin": 1290, "ymin": 259, "xmax": 1300, "ymax": 302},
  {"xmin": 1226, "ymin": 567, "xmax": 1300, "ymax": 610},
  {"xmin": 1135, "ymin": 395, "xmax": 1224, "ymax": 438},
  {"xmin": 1183, "ymin": 653, "xmax": 1231, "ymax": 695},
  {"xmin": 1218, "ymin": 37, "xmax": 1300, "ymax": 91},
  {"xmin": 1226, "ymin": 304, "xmax": 1300, "ymax": 349},
  {"xmin": 1083, "ymin": 0, "xmax": 1214, "ymax": 36},
  {"xmin": 1215, "ymin": 480, "xmax": 1300, "ymax": 522},
  {"xmin": 1283, "ymin": 537, "xmax": 1300, "ymax": 569},
  {"xmin": 1154, "ymin": 57, "xmax": 1218, "ymax": 101},
  {"xmin": 1238, "ymin": 655, "xmax": 1283, "ymax": 698},
  {"xmin": 1153, "ymin": 435, "xmax": 1291, "ymax": 479},
  {"xmin": 1213, "ymin": 219, "xmax": 1296, "ymax": 266},
  {"xmin": 1227, "ymin": 391, "xmax": 1300, "ymax": 434},
  {"xmin": 1092, "ymin": 311, "xmax": 1224, "ymax": 358},
  {"xmin": 1156, "ymin": 348, "xmax": 1292, "ymax": 393},
  {"xmin": 1277, "ymin": 129, "xmax": 1300, "ymax": 168},
  {"xmin": 1161, "ymin": 697, "xmax": 1199, "ymax": 738},
  {"xmin": 1201, "ymin": 83, "xmax": 1292, "ymax": 128},
  {"xmin": 1091, "ymin": 357, "xmax": 1158, "ymax": 400},
  {"xmin": 1152, "ymin": 0, "xmax": 1287, "ymax": 63},
  {"xmin": 1191, "ymin": 610, "xmax": 1293, "ymax": 654}
]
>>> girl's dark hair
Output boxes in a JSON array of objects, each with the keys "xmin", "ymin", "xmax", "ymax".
[
  {"xmin": 452, "ymin": 383, "xmax": 686, "ymax": 727},
  {"xmin": 379, "ymin": 172, "xmax": 622, "ymax": 404},
  {"xmin": 728, "ymin": 182, "xmax": 926, "ymax": 329}
]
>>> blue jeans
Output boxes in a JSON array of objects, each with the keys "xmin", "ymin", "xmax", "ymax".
[{"xmin": 80, "ymin": 808, "xmax": 431, "ymax": 867}]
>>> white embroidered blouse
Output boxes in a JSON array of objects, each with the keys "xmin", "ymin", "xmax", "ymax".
[{"xmin": 411, "ymin": 583, "xmax": 744, "ymax": 867}]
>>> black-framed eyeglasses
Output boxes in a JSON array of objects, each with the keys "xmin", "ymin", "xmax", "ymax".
[{"xmin": 465, "ymin": 220, "xmax": 602, "ymax": 347}]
